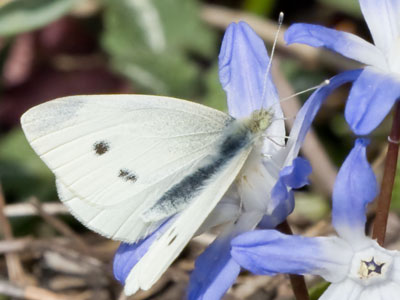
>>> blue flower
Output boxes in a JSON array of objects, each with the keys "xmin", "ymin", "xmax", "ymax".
[
  {"xmin": 285, "ymin": 0, "xmax": 400, "ymax": 135},
  {"xmin": 232, "ymin": 138, "xmax": 400, "ymax": 299},
  {"xmin": 187, "ymin": 21, "xmax": 314, "ymax": 299},
  {"xmin": 113, "ymin": 22, "xmax": 360, "ymax": 299}
]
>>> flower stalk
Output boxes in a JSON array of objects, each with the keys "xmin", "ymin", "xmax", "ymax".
[
  {"xmin": 277, "ymin": 220, "xmax": 310, "ymax": 300},
  {"xmin": 372, "ymin": 102, "xmax": 400, "ymax": 246}
]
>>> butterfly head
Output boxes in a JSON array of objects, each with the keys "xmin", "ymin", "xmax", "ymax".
[{"xmin": 246, "ymin": 109, "xmax": 273, "ymax": 136}]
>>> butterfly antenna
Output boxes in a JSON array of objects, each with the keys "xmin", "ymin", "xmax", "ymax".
[
  {"xmin": 263, "ymin": 134, "xmax": 290, "ymax": 139},
  {"xmin": 261, "ymin": 12, "xmax": 284, "ymax": 107},
  {"xmin": 273, "ymin": 79, "xmax": 330, "ymax": 107},
  {"xmin": 267, "ymin": 136, "xmax": 286, "ymax": 148}
]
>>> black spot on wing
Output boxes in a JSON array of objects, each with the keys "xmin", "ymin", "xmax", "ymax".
[
  {"xmin": 118, "ymin": 168, "xmax": 137, "ymax": 183},
  {"xmin": 168, "ymin": 235, "xmax": 177, "ymax": 246},
  {"xmin": 93, "ymin": 141, "xmax": 110, "ymax": 155},
  {"xmin": 168, "ymin": 228, "xmax": 175, "ymax": 237}
]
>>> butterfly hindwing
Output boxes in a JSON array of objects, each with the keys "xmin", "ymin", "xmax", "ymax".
[{"xmin": 124, "ymin": 145, "xmax": 252, "ymax": 294}]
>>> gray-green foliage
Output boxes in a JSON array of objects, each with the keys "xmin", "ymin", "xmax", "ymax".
[
  {"xmin": 0, "ymin": 0, "xmax": 76, "ymax": 36},
  {"xmin": 0, "ymin": 129, "xmax": 55, "ymax": 200},
  {"xmin": 392, "ymin": 158, "xmax": 400, "ymax": 212},
  {"xmin": 101, "ymin": 0, "xmax": 216, "ymax": 98},
  {"xmin": 318, "ymin": 0, "xmax": 362, "ymax": 17},
  {"xmin": 309, "ymin": 281, "xmax": 330, "ymax": 300},
  {"xmin": 242, "ymin": 0, "xmax": 275, "ymax": 16},
  {"xmin": 202, "ymin": 62, "xmax": 227, "ymax": 112}
]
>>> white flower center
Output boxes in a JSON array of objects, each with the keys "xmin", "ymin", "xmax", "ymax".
[
  {"xmin": 358, "ymin": 257, "xmax": 386, "ymax": 278},
  {"xmin": 349, "ymin": 245, "xmax": 393, "ymax": 286}
]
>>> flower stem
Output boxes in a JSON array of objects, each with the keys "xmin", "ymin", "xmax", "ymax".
[
  {"xmin": 277, "ymin": 220, "xmax": 309, "ymax": 300},
  {"xmin": 372, "ymin": 102, "xmax": 400, "ymax": 246}
]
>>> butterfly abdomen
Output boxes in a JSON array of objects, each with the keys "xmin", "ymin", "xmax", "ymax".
[{"xmin": 141, "ymin": 120, "xmax": 254, "ymax": 223}]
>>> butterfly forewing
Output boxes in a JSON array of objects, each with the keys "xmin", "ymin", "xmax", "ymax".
[{"xmin": 21, "ymin": 95, "xmax": 232, "ymax": 242}]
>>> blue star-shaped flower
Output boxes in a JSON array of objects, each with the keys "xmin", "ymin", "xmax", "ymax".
[
  {"xmin": 285, "ymin": 0, "xmax": 400, "ymax": 135},
  {"xmin": 232, "ymin": 138, "xmax": 400, "ymax": 299}
]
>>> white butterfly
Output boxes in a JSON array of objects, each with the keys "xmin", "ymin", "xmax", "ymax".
[{"xmin": 20, "ymin": 94, "xmax": 277, "ymax": 294}]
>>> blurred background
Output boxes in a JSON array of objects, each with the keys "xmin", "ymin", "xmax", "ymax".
[{"xmin": 0, "ymin": 0, "xmax": 399, "ymax": 299}]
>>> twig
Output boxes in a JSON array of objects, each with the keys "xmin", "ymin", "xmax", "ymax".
[
  {"xmin": 372, "ymin": 102, "xmax": 400, "ymax": 246},
  {"xmin": 4, "ymin": 202, "xmax": 69, "ymax": 218},
  {"xmin": 0, "ymin": 237, "xmax": 33, "ymax": 254},
  {"xmin": 0, "ymin": 184, "xmax": 28, "ymax": 284},
  {"xmin": 0, "ymin": 279, "xmax": 70, "ymax": 300},
  {"xmin": 232, "ymin": 274, "xmax": 275, "ymax": 298},
  {"xmin": 277, "ymin": 221, "xmax": 310, "ymax": 300},
  {"xmin": 201, "ymin": 4, "xmax": 362, "ymax": 72},
  {"xmin": 29, "ymin": 197, "xmax": 90, "ymax": 253},
  {"xmin": 0, "ymin": 236, "xmax": 118, "ymax": 263},
  {"xmin": 273, "ymin": 59, "xmax": 337, "ymax": 197}
]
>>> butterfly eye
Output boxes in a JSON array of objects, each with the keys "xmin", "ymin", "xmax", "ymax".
[
  {"xmin": 119, "ymin": 169, "xmax": 138, "ymax": 183},
  {"xmin": 93, "ymin": 140, "xmax": 110, "ymax": 155}
]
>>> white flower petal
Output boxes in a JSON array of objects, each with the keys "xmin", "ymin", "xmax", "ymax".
[
  {"xmin": 197, "ymin": 186, "xmax": 240, "ymax": 234},
  {"xmin": 320, "ymin": 279, "xmax": 362, "ymax": 300},
  {"xmin": 319, "ymin": 237, "xmax": 353, "ymax": 282},
  {"xmin": 377, "ymin": 282, "xmax": 400, "ymax": 299},
  {"xmin": 285, "ymin": 23, "xmax": 387, "ymax": 69},
  {"xmin": 387, "ymin": 38, "xmax": 400, "ymax": 73},
  {"xmin": 358, "ymin": 283, "xmax": 400, "ymax": 300},
  {"xmin": 390, "ymin": 255, "xmax": 400, "ymax": 282},
  {"xmin": 238, "ymin": 149, "xmax": 277, "ymax": 213},
  {"xmin": 359, "ymin": 286, "xmax": 380, "ymax": 300},
  {"xmin": 360, "ymin": 0, "xmax": 400, "ymax": 54}
]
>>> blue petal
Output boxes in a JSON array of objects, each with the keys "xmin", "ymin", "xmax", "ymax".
[
  {"xmin": 188, "ymin": 233, "xmax": 240, "ymax": 300},
  {"xmin": 267, "ymin": 157, "xmax": 311, "ymax": 223},
  {"xmin": 258, "ymin": 191, "xmax": 295, "ymax": 229},
  {"xmin": 231, "ymin": 230, "xmax": 351, "ymax": 282},
  {"xmin": 262, "ymin": 71, "xmax": 362, "ymax": 227},
  {"xmin": 113, "ymin": 221, "xmax": 171, "ymax": 284},
  {"xmin": 332, "ymin": 138, "xmax": 378, "ymax": 243},
  {"xmin": 345, "ymin": 67, "xmax": 400, "ymax": 135},
  {"xmin": 219, "ymin": 21, "xmax": 281, "ymax": 118},
  {"xmin": 277, "ymin": 157, "xmax": 312, "ymax": 189},
  {"xmin": 269, "ymin": 179, "xmax": 289, "ymax": 214},
  {"xmin": 359, "ymin": 0, "xmax": 400, "ymax": 54},
  {"xmin": 285, "ymin": 23, "xmax": 386, "ymax": 69},
  {"xmin": 284, "ymin": 69, "xmax": 362, "ymax": 163}
]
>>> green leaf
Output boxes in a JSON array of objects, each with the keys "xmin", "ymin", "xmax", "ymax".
[
  {"xmin": 280, "ymin": 59, "xmax": 328, "ymax": 102},
  {"xmin": 243, "ymin": 0, "xmax": 275, "ymax": 16},
  {"xmin": 0, "ymin": 129, "xmax": 52, "ymax": 179},
  {"xmin": 318, "ymin": 0, "xmax": 362, "ymax": 17},
  {"xmin": 202, "ymin": 62, "xmax": 227, "ymax": 112},
  {"xmin": 105, "ymin": 38, "xmax": 200, "ymax": 97},
  {"xmin": 391, "ymin": 158, "xmax": 400, "ymax": 212},
  {"xmin": 101, "ymin": 0, "xmax": 216, "ymax": 98},
  {"xmin": 0, "ymin": 0, "xmax": 77, "ymax": 36},
  {"xmin": 0, "ymin": 294, "xmax": 9, "ymax": 300},
  {"xmin": 309, "ymin": 281, "xmax": 330, "ymax": 300},
  {"xmin": 0, "ymin": 129, "xmax": 55, "ymax": 200},
  {"xmin": 293, "ymin": 193, "xmax": 330, "ymax": 221}
]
